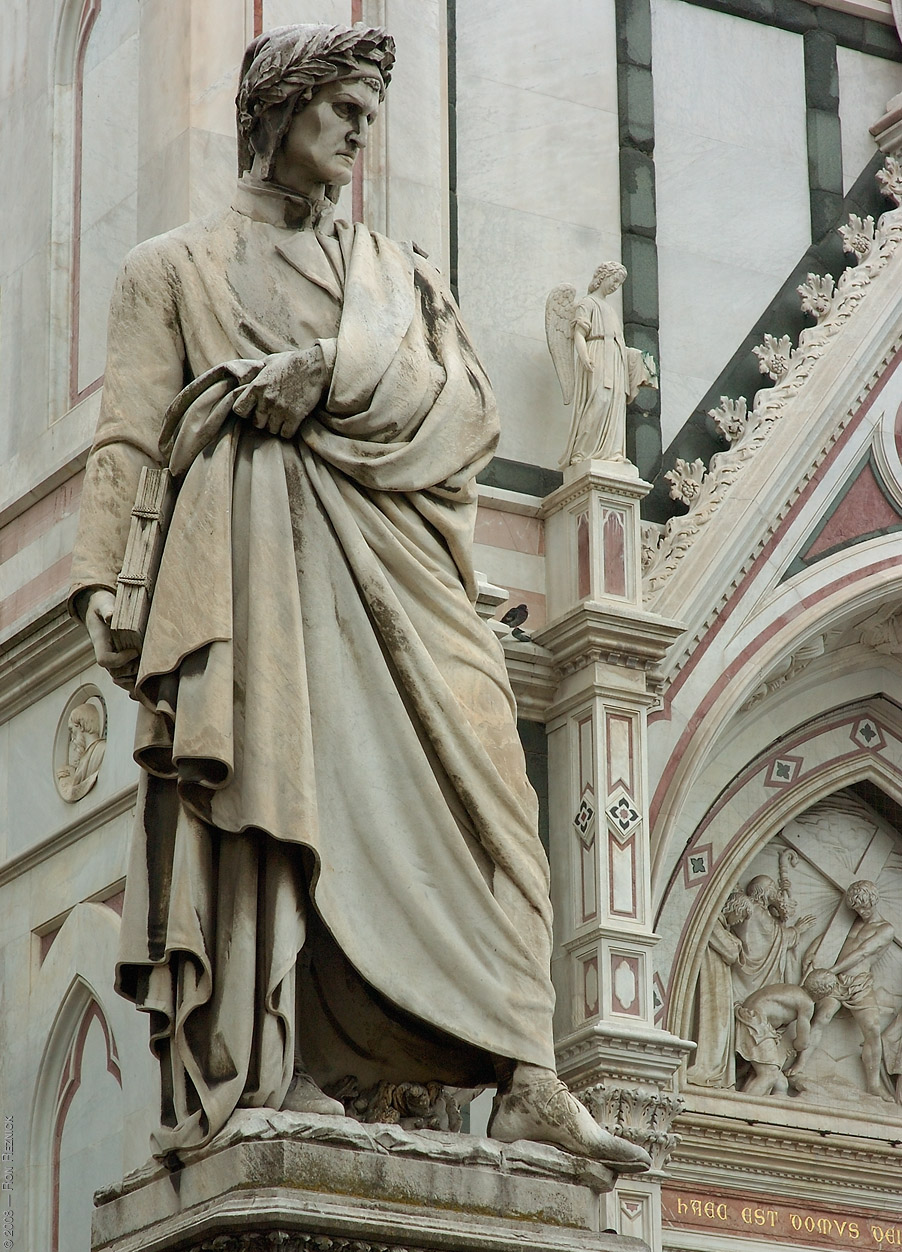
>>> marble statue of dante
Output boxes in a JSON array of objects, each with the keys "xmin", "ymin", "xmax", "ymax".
[
  {"xmin": 545, "ymin": 262, "xmax": 657, "ymax": 467},
  {"xmin": 69, "ymin": 24, "xmax": 649, "ymax": 1171}
]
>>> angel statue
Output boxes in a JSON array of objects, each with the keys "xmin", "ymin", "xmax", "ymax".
[{"xmin": 546, "ymin": 261, "xmax": 657, "ymax": 467}]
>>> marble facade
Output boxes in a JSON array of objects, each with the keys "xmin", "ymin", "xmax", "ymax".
[{"xmin": 2, "ymin": 2, "xmax": 902, "ymax": 1251}]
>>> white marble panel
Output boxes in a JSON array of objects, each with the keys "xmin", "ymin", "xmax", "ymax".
[
  {"xmin": 455, "ymin": 0, "xmax": 619, "ymax": 114},
  {"xmin": 838, "ymin": 46, "xmax": 902, "ymax": 192},
  {"xmin": 188, "ymin": 127, "xmax": 243, "ymax": 221},
  {"xmin": 80, "ymin": 32, "xmax": 140, "ymax": 232},
  {"xmin": 652, "ymin": 0, "xmax": 810, "ymax": 451},
  {"xmin": 187, "ymin": 0, "xmax": 246, "ymax": 139},
  {"xmin": 457, "ymin": 73, "xmax": 620, "ymax": 231},
  {"xmin": 454, "ymin": 0, "xmax": 620, "ymax": 469},
  {"xmin": 379, "ymin": 0, "xmax": 447, "ymax": 265},
  {"xmin": 83, "ymin": 0, "xmax": 139, "ymax": 74},
  {"xmin": 471, "ymin": 543, "xmax": 545, "ymax": 594},
  {"xmin": 0, "ymin": 252, "xmax": 52, "ymax": 460},
  {"xmin": 139, "ymin": 0, "xmax": 190, "ymax": 156},
  {"xmin": 77, "ymin": 193, "xmax": 138, "ymax": 390},
  {"xmin": 456, "ymin": 197, "xmax": 621, "ymax": 467},
  {"xmin": 264, "ymin": 0, "xmax": 352, "ymax": 26}
]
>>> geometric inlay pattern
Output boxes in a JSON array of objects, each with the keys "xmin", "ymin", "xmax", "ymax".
[
  {"xmin": 573, "ymin": 797, "xmax": 596, "ymax": 848},
  {"xmin": 764, "ymin": 753, "xmax": 803, "ymax": 788},
  {"xmin": 607, "ymin": 792, "xmax": 640, "ymax": 839},
  {"xmin": 682, "ymin": 842, "xmax": 712, "ymax": 889},
  {"xmin": 851, "ymin": 717, "xmax": 886, "ymax": 752}
]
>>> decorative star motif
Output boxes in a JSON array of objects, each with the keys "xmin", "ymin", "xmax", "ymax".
[
  {"xmin": 573, "ymin": 797, "xmax": 596, "ymax": 847},
  {"xmin": 607, "ymin": 793, "xmax": 640, "ymax": 835}
]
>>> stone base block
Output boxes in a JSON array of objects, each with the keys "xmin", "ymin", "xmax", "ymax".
[{"xmin": 92, "ymin": 1111, "xmax": 649, "ymax": 1252}]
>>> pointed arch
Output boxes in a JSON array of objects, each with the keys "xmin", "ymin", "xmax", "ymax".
[
  {"xmin": 654, "ymin": 696, "xmax": 902, "ymax": 1039},
  {"xmin": 48, "ymin": 0, "xmax": 140, "ymax": 417}
]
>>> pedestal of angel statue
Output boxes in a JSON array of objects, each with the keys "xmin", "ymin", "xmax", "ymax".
[
  {"xmin": 69, "ymin": 26, "xmax": 653, "ymax": 1223},
  {"xmin": 546, "ymin": 262, "xmax": 657, "ymax": 468}
]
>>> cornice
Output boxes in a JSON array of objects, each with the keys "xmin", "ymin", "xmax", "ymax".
[
  {"xmin": 557, "ymin": 1021, "xmax": 694, "ymax": 1088},
  {"xmin": 535, "ymin": 601, "xmax": 684, "ymax": 676},
  {"xmin": 0, "ymin": 600, "xmax": 91, "ymax": 724}
]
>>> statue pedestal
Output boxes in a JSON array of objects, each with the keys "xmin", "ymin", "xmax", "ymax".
[{"xmin": 91, "ymin": 1112, "xmax": 650, "ymax": 1252}]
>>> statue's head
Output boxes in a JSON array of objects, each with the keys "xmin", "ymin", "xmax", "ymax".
[
  {"xmin": 745, "ymin": 874, "xmax": 778, "ymax": 906},
  {"xmin": 69, "ymin": 702, "xmax": 100, "ymax": 739},
  {"xmin": 589, "ymin": 261, "xmax": 627, "ymax": 296},
  {"xmin": 845, "ymin": 879, "xmax": 879, "ymax": 917},
  {"xmin": 722, "ymin": 892, "xmax": 752, "ymax": 925},
  {"xmin": 802, "ymin": 968, "xmax": 838, "ymax": 1000},
  {"xmin": 236, "ymin": 24, "xmax": 395, "ymax": 196}
]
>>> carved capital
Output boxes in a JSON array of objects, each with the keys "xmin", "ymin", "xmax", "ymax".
[{"xmin": 579, "ymin": 1082, "xmax": 684, "ymax": 1172}]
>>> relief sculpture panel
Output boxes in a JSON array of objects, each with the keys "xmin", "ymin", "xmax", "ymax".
[{"xmin": 687, "ymin": 792, "xmax": 902, "ymax": 1110}]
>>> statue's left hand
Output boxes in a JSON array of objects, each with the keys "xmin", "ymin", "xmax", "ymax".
[{"xmin": 232, "ymin": 346, "xmax": 329, "ymax": 438}]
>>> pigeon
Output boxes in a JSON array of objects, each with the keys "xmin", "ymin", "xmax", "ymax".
[
  {"xmin": 511, "ymin": 627, "xmax": 533, "ymax": 643},
  {"xmin": 500, "ymin": 603, "xmax": 529, "ymax": 629}
]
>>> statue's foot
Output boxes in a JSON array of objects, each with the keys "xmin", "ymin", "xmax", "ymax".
[
  {"xmin": 281, "ymin": 1069, "xmax": 345, "ymax": 1117},
  {"xmin": 487, "ymin": 1067, "xmax": 650, "ymax": 1173}
]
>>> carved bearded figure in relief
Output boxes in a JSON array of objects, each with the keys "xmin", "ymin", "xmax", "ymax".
[
  {"xmin": 68, "ymin": 24, "xmax": 649, "ymax": 1172},
  {"xmin": 545, "ymin": 262, "xmax": 657, "ymax": 467},
  {"xmin": 729, "ymin": 872, "xmax": 814, "ymax": 1002}
]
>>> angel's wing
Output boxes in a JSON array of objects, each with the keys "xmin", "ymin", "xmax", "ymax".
[{"xmin": 545, "ymin": 284, "xmax": 577, "ymax": 405}]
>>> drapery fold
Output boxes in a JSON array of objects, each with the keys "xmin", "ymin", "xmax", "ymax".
[{"xmin": 73, "ymin": 203, "xmax": 555, "ymax": 1153}]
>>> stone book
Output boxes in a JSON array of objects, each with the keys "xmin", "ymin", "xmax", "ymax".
[{"xmin": 110, "ymin": 466, "xmax": 175, "ymax": 652}]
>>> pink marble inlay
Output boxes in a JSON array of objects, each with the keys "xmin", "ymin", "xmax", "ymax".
[
  {"xmin": 0, "ymin": 473, "xmax": 84, "ymax": 566},
  {"xmin": 491, "ymin": 587, "xmax": 546, "ymax": 629},
  {"xmin": 576, "ymin": 513, "xmax": 590, "ymax": 600},
  {"xmin": 804, "ymin": 461, "xmax": 901, "ymax": 559},
  {"xmin": 0, "ymin": 555, "xmax": 73, "ymax": 632},
  {"xmin": 474, "ymin": 507, "xmax": 544, "ymax": 555},
  {"xmin": 602, "ymin": 508, "xmax": 626, "ymax": 597}
]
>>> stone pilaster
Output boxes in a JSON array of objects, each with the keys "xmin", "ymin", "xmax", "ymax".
[{"xmin": 535, "ymin": 460, "xmax": 692, "ymax": 1251}]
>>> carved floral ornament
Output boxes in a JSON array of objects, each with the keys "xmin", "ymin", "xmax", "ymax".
[{"xmin": 643, "ymin": 157, "xmax": 902, "ymax": 594}]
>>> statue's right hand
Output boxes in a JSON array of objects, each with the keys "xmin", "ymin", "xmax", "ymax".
[{"xmin": 83, "ymin": 589, "xmax": 139, "ymax": 676}]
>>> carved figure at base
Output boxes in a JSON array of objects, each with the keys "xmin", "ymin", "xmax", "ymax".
[
  {"xmin": 69, "ymin": 24, "xmax": 649, "ymax": 1173},
  {"xmin": 802, "ymin": 880, "xmax": 895, "ymax": 1100},
  {"xmin": 545, "ymin": 262, "xmax": 657, "ymax": 468},
  {"xmin": 735, "ymin": 969, "xmax": 839, "ymax": 1096}
]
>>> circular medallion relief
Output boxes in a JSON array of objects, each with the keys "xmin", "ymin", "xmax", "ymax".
[{"xmin": 53, "ymin": 685, "xmax": 107, "ymax": 803}]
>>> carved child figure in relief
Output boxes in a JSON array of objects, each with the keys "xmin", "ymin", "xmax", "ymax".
[
  {"xmin": 69, "ymin": 23, "xmax": 649, "ymax": 1172},
  {"xmin": 735, "ymin": 969, "xmax": 839, "ymax": 1096},
  {"xmin": 545, "ymin": 262, "xmax": 657, "ymax": 468}
]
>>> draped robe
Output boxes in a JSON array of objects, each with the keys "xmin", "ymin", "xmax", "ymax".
[{"xmin": 70, "ymin": 182, "xmax": 556, "ymax": 1153}]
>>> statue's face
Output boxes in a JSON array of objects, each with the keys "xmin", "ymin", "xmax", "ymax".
[{"xmin": 274, "ymin": 78, "xmax": 381, "ymax": 194}]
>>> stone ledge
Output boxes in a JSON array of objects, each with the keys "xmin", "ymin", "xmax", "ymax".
[{"xmin": 93, "ymin": 1113, "xmax": 650, "ymax": 1252}]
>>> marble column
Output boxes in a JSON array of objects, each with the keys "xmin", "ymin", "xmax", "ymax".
[{"xmin": 535, "ymin": 460, "xmax": 692, "ymax": 1252}]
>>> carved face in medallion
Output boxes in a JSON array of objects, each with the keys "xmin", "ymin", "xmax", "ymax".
[{"xmin": 274, "ymin": 78, "xmax": 381, "ymax": 196}]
